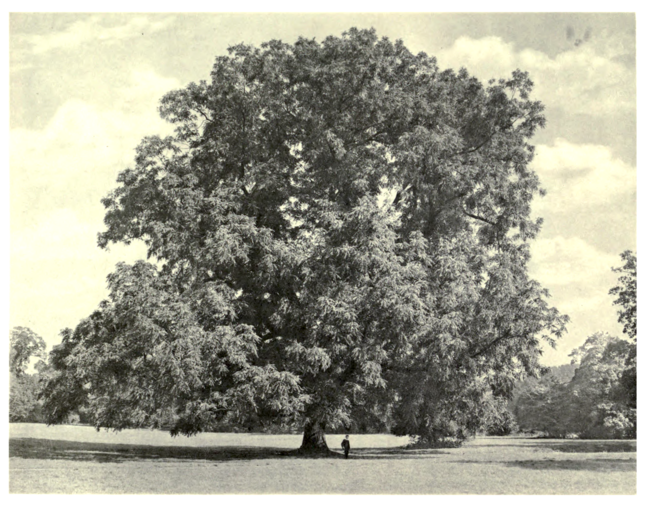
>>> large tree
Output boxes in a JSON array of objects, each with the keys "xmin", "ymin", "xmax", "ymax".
[{"xmin": 42, "ymin": 28, "xmax": 566, "ymax": 451}]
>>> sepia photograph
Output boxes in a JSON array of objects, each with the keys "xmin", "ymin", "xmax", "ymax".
[{"xmin": 8, "ymin": 9, "xmax": 638, "ymax": 495}]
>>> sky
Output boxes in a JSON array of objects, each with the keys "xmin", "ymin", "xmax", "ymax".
[{"xmin": 8, "ymin": 12, "xmax": 637, "ymax": 367}]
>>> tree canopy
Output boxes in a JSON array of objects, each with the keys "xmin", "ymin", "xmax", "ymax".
[{"xmin": 42, "ymin": 28, "xmax": 567, "ymax": 450}]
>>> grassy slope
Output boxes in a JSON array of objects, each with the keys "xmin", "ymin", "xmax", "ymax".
[{"xmin": 9, "ymin": 423, "xmax": 636, "ymax": 494}]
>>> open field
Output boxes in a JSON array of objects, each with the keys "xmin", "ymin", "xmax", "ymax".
[{"xmin": 9, "ymin": 423, "xmax": 636, "ymax": 494}]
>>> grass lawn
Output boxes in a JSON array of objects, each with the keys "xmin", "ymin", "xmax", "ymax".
[{"xmin": 9, "ymin": 423, "xmax": 636, "ymax": 494}]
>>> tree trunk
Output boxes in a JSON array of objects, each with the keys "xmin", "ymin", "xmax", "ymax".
[{"xmin": 299, "ymin": 419, "xmax": 330, "ymax": 454}]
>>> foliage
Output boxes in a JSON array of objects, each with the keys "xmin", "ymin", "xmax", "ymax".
[
  {"xmin": 10, "ymin": 326, "xmax": 46, "ymax": 377},
  {"xmin": 609, "ymin": 251, "xmax": 636, "ymax": 342},
  {"xmin": 9, "ymin": 327, "xmax": 48, "ymax": 422},
  {"xmin": 513, "ymin": 332, "xmax": 635, "ymax": 438},
  {"xmin": 510, "ymin": 363, "xmax": 575, "ymax": 408},
  {"xmin": 42, "ymin": 28, "xmax": 566, "ymax": 447},
  {"xmin": 509, "ymin": 363, "xmax": 576, "ymax": 433},
  {"xmin": 482, "ymin": 395, "xmax": 519, "ymax": 436},
  {"xmin": 10, "ymin": 373, "xmax": 41, "ymax": 422},
  {"xmin": 609, "ymin": 250, "xmax": 637, "ymax": 412}
]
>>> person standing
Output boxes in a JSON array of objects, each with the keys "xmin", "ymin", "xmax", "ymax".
[{"xmin": 341, "ymin": 434, "xmax": 351, "ymax": 459}]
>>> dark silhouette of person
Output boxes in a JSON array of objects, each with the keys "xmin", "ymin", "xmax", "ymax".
[{"xmin": 341, "ymin": 434, "xmax": 351, "ymax": 459}]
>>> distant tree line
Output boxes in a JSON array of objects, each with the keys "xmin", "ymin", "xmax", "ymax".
[
  {"xmin": 508, "ymin": 251, "xmax": 636, "ymax": 439},
  {"xmin": 512, "ymin": 332, "xmax": 635, "ymax": 438}
]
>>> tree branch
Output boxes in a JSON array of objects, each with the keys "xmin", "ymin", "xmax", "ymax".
[
  {"xmin": 194, "ymin": 106, "xmax": 212, "ymax": 123},
  {"xmin": 390, "ymin": 184, "xmax": 412, "ymax": 207},
  {"xmin": 469, "ymin": 332, "xmax": 512, "ymax": 360},
  {"xmin": 462, "ymin": 209, "xmax": 497, "ymax": 227},
  {"xmin": 457, "ymin": 330, "xmax": 515, "ymax": 369}
]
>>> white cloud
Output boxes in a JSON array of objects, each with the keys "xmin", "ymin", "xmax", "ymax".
[
  {"xmin": 530, "ymin": 235, "xmax": 619, "ymax": 287},
  {"xmin": 530, "ymin": 138, "xmax": 636, "ymax": 214},
  {"xmin": 11, "ymin": 69, "xmax": 179, "ymax": 227},
  {"xmin": 435, "ymin": 31, "xmax": 635, "ymax": 116},
  {"xmin": 120, "ymin": 69, "xmax": 181, "ymax": 108},
  {"xmin": 434, "ymin": 33, "xmax": 635, "ymax": 367},
  {"xmin": 23, "ymin": 15, "xmax": 176, "ymax": 55}
]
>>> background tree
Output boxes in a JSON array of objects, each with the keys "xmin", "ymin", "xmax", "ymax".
[
  {"xmin": 566, "ymin": 332, "xmax": 634, "ymax": 438},
  {"xmin": 481, "ymin": 394, "xmax": 519, "ymax": 436},
  {"xmin": 10, "ymin": 326, "xmax": 46, "ymax": 377},
  {"xmin": 609, "ymin": 250, "xmax": 636, "ymax": 413},
  {"xmin": 42, "ymin": 28, "xmax": 566, "ymax": 451},
  {"xmin": 513, "ymin": 372, "xmax": 570, "ymax": 437},
  {"xmin": 509, "ymin": 363, "xmax": 576, "ymax": 435},
  {"xmin": 513, "ymin": 332, "xmax": 635, "ymax": 438},
  {"xmin": 10, "ymin": 327, "xmax": 47, "ymax": 422},
  {"xmin": 610, "ymin": 251, "xmax": 636, "ymax": 342}
]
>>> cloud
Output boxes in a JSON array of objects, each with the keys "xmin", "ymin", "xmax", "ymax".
[
  {"xmin": 435, "ymin": 31, "xmax": 635, "ymax": 116},
  {"xmin": 120, "ymin": 69, "xmax": 181, "ymax": 107},
  {"xmin": 10, "ymin": 248, "xmax": 147, "ymax": 350},
  {"xmin": 530, "ymin": 235, "xmax": 619, "ymax": 287},
  {"xmin": 11, "ymin": 208, "xmax": 147, "ymax": 263},
  {"xmin": 530, "ymin": 235, "xmax": 624, "ymax": 365},
  {"xmin": 22, "ymin": 15, "xmax": 176, "ymax": 55},
  {"xmin": 530, "ymin": 138, "xmax": 636, "ymax": 214},
  {"xmin": 11, "ymin": 68, "xmax": 179, "ymax": 227},
  {"xmin": 10, "ymin": 68, "xmax": 177, "ymax": 348},
  {"xmin": 432, "ymin": 33, "xmax": 636, "ymax": 366}
]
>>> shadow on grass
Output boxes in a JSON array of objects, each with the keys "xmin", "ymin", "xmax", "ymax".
[
  {"xmin": 536, "ymin": 441, "xmax": 636, "ymax": 454},
  {"xmin": 10, "ymin": 438, "xmax": 447, "ymax": 464},
  {"xmin": 349, "ymin": 447, "xmax": 449, "ymax": 459},
  {"xmin": 453, "ymin": 457, "xmax": 636, "ymax": 473},
  {"xmin": 507, "ymin": 459, "xmax": 637, "ymax": 473},
  {"xmin": 471, "ymin": 439, "xmax": 636, "ymax": 454},
  {"xmin": 10, "ymin": 438, "xmax": 287, "ymax": 464}
]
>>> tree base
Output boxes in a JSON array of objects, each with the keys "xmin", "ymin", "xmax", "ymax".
[{"xmin": 298, "ymin": 420, "xmax": 331, "ymax": 455}]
